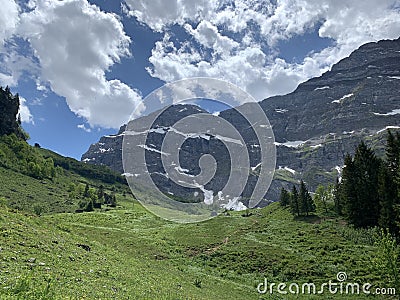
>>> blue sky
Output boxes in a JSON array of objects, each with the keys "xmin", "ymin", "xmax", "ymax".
[{"xmin": 0, "ymin": 0, "xmax": 399, "ymax": 159}]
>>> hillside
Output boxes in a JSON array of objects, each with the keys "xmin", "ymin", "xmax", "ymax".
[{"xmin": 0, "ymin": 198, "xmax": 394, "ymax": 299}]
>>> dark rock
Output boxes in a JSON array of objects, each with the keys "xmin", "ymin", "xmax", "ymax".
[{"xmin": 81, "ymin": 37, "xmax": 400, "ymax": 203}]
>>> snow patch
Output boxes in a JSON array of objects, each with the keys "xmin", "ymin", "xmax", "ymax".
[
  {"xmin": 279, "ymin": 166, "xmax": 296, "ymax": 175},
  {"xmin": 376, "ymin": 126, "xmax": 400, "ymax": 134},
  {"xmin": 388, "ymin": 76, "xmax": 400, "ymax": 80},
  {"xmin": 274, "ymin": 140, "xmax": 305, "ymax": 148},
  {"xmin": 122, "ymin": 173, "xmax": 140, "ymax": 177},
  {"xmin": 200, "ymin": 187, "xmax": 214, "ymax": 205},
  {"xmin": 373, "ymin": 109, "xmax": 400, "ymax": 116},
  {"xmin": 332, "ymin": 93, "xmax": 353, "ymax": 104},
  {"xmin": 138, "ymin": 144, "xmax": 170, "ymax": 156},
  {"xmin": 98, "ymin": 148, "xmax": 112, "ymax": 153},
  {"xmin": 221, "ymin": 197, "xmax": 247, "ymax": 211},
  {"xmin": 251, "ymin": 162, "xmax": 262, "ymax": 171},
  {"xmin": 310, "ymin": 144, "xmax": 322, "ymax": 149},
  {"xmin": 275, "ymin": 108, "xmax": 288, "ymax": 113},
  {"xmin": 314, "ymin": 86, "xmax": 330, "ymax": 91},
  {"xmin": 219, "ymin": 192, "xmax": 247, "ymax": 211},
  {"xmin": 82, "ymin": 158, "xmax": 94, "ymax": 162},
  {"xmin": 105, "ymin": 133, "xmax": 125, "ymax": 138}
]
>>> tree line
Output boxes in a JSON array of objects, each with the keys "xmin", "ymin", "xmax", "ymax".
[
  {"xmin": 279, "ymin": 130, "xmax": 400, "ymax": 236},
  {"xmin": 279, "ymin": 180, "xmax": 316, "ymax": 217},
  {"xmin": 69, "ymin": 183, "xmax": 117, "ymax": 212}
]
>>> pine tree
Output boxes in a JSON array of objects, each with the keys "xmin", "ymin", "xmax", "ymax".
[
  {"xmin": 342, "ymin": 153, "xmax": 360, "ymax": 226},
  {"xmin": 333, "ymin": 177, "xmax": 343, "ymax": 215},
  {"xmin": 380, "ymin": 130, "xmax": 400, "ymax": 235},
  {"xmin": 83, "ymin": 183, "xmax": 90, "ymax": 198},
  {"xmin": 97, "ymin": 185, "xmax": 105, "ymax": 202},
  {"xmin": 279, "ymin": 187, "xmax": 290, "ymax": 207},
  {"xmin": 386, "ymin": 130, "xmax": 400, "ymax": 175},
  {"xmin": 378, "ymin": 164, "xmax": 398, "ymax": 234},
  {"xmin": 299, "ymin": 180, "xmax": 315, "ymax": 216},
  {"xmin": 342, "ymin": 143, "xmax": 381, "ymax": 228},
  {"xmin": 290, "ymin": 185, "xmax": 300, "ymax": 217}
]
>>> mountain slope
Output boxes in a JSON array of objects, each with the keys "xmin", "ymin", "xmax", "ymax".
[{"xmin": 81, "ymin": 37, "xmax": 400, "ymax": 203}]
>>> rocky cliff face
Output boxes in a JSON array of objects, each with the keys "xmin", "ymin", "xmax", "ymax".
[{"xmin": 82, "ymin": 37, "xmax": 400, "ymax": 205}]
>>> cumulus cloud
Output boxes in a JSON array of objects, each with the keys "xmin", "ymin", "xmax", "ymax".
[
  {"xmin": 18, "ymin": 96, "xmax": 33, "ymax": 124},
  {"xmin": 125, "ymin": 0, "xmax": 400, "ymax": 100},
  {"xmin": 16, "ymin": 0, "xmax": 144, "ymax": 128},
  {"xmin": 0, "ymin": 0, "xmax": 19, "ymax": 46},
  {"xmin": 123, "ymin": 0, "xmax": 221, "ymax": 32},
  {"xmin": 77, "ymin": 124, "xmax": 91, "ymax": 133}
]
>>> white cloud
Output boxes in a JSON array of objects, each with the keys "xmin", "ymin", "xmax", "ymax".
[
  {"xmin": 123, "ymin": 0, "xmax": 221, "ymax": 32},
  {"xmin": 184, "ymin": 20, "xmax": 239, "ymax": 56},
  {"xmin": 125, "ymin": 0, "xmax": 400, "ymax": 100},
  {"xmin": 0, "ymin": 0, "xmax": 19, "ymax": 46},
  {"xmin": 77, "ymin": 124, "xmax": 91, "ymax": 133},
  {"xmin": 18, "ymin": 96, "xmax": 33, "ymax": 124},
  {"xmin": 17, "ymin": 0, "xmax": 144, "ymax": 128}
]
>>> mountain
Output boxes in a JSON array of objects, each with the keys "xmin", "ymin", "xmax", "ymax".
[{"xmin": 82, "ymin": 37, "xmax": 400, "ymax": 204}]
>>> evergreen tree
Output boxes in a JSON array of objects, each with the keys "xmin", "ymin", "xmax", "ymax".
[
  {"xmin": 342, "ymin": 153, "xmax": 360, "ymax": 226},
  {"xmin": 299, "ymin": 180, "xmax": 315, "ymax": 216},
  {"xmin": 279, "ymin": 187, "xmax": 290, "ymax": 207},
  {"xmin": 342, "ymin": 143, "xmax": 381, "ymax": 228},
  {"xmin": 97, "ymin": 184, "xmax": 105, "ymax": 202},
  {"xmin": 83, "ymin": 183, "xmax": 90, "ymax": 198},
  {"xmin": 85, "ymin": 199, "xmax": 94, "ymax": 212},
  {"xmin": 290, "ymin": 185, "xmax": 300, "ymax": 216},
  {"xmin": 354, "ymin": 142, "xmax": 381, "ymax": 227},
  {"xmin": 386, "ymin": 130, "xmax": 400, "ymax": 175},
  {"xmin": 110, "ymin": 193, "xmax": 117, "ymax": 207},
  {"xmin": 333, "ymin": 177, "xmax": 343, "ymax": 215},
  {"xmin": 378, "ymin": 164, "xmax": 398, "ymax": 234},
  {"xmin": 380, "ymin": 130, "xmax": 400, "ymax": 235}
]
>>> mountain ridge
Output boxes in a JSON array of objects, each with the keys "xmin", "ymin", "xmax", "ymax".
[{"xmin": 81, "ymin": 37, "xmax": 400, "ymax": 204}]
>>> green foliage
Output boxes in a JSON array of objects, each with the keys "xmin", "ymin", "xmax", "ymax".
[
  {"xmin": 0, "ymin": 201, "xmax": 392, "ymax": 299},
  {"xmin": 299, "ymin": 180, "xmax": 315, "ymax": 216},
  {"xmin": 0, "ymin": 134, "xmax": 56, "ymax": 180},
  {"xmin": 0, "ymin": 86, "xmax": 26, "ymax": 140},
  {"xmin": 38, "ymin": 148, "xmax": 126, "ymax": 185},
  {"xmin": 290, "ymin": 185, "xmax": 300, "ymax": 216},
  {"xmin": 374, "ymin": 229, "xmax": 400, "ymax": 291},
  {"xmin": 279, "ymin": 187, "xmax": 290, "ymax": 206},
  {"xmin": 2, "ymin": 272, "xmax": 54, "ymax": 299},
  {"xmin": 314, "ymin": 184, "xmax": 335, "ymax": 215},
  {"xmin": 336, "ymin": 130, "xmax": 400, "ymax": 234},
  {"xmin": 340, "ymin": 142, "xmax": 381, "ymax": 228},
  {"xmin": 284, "ymin": 182, "xmax": 315, "ymax": 217}
]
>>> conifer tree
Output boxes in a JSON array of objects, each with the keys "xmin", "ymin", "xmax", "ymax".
[
  {"xmin": 290, "ymin": 185, "xmax": 300, "ymax": 216},
  {"xmin": 378, "ymin": 164, "xmax": 398, "ymax": 234},
  {"xmin": 342, "ymin": 143, "xmax": 381, "ymax": 228},
  {"xmin": 279, "ymin": 187, "xmax": 290, "ymax": 207},
  {"xmin": 333, "ymin": 177, "xmax": 343, "ymax": 215},
  {"xmin": 299, "ymin": 180, "xmax": 315, "ymax": 216}
]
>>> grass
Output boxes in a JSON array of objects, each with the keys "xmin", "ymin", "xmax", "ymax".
[{"xmin": 0, "ymin": 194, "xmax": 395, "ymax": 299}]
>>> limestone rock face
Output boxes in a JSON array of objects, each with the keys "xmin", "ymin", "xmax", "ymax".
[{"xmin": 82, "ymin": 38, "xmax": 400, "ymax": 204}]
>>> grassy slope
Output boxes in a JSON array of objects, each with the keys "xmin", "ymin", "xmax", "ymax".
[{"xmin": 0, "ymin": 191, "xmax": 391, "ymax": 299}]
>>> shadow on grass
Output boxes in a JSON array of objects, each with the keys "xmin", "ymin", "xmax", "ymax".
[{"xmin": 293, "ymin": 214, "xmax": 322, "ymax": 224}]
